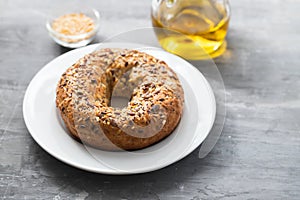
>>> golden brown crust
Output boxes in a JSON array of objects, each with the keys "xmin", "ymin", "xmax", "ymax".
[{"xmin": 56, "ymin": 48, "xmax": 184, "ymax": 150}]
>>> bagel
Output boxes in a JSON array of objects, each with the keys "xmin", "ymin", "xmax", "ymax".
[{"xmin": 56, "ymin": 48, "xmax": 184, "ymax": 150}]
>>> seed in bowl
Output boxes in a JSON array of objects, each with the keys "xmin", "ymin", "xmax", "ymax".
[{"xmin": 51, "ymin": 13, "xmax": 95, "ymax": 43}]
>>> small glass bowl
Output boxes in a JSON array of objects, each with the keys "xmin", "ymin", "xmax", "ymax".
[{"xmin": 46, "ymin": 8, "xmax": 100, "ymax": 48}]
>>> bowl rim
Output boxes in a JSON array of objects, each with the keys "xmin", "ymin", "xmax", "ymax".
[{"xmin": 46, "ymin": 8, "xmax": 100, "ymax": 40}]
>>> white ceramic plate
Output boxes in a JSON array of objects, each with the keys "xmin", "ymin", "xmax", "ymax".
[{"xmin": 23, "ymin": 43, "xmax": 216, "ymax": 174}]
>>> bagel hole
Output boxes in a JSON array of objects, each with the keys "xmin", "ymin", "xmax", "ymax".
[
  {"xmin": 110, "ymin": 96, "xmax": 130, "ymax": 109},
  {"xmin": 110, "ymin": 69, "xmax": 135, "ymax": 108}
]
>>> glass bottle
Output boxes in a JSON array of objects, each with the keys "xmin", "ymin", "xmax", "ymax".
[{"xmin": 151, "ymin": 0, "xmax": 231, "ymax": 60}]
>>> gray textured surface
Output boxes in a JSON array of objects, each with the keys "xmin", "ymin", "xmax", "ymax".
[{"xmin": 1, "ymin": 0, "xmax": 300, "ymax": 199}]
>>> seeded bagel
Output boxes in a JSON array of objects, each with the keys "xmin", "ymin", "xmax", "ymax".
[{"xmin": 56, "ymin": 48, "xmax": 184, "ymax": 150}]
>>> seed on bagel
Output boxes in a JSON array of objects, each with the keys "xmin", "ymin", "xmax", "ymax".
[{"xmin": 56, "ymin": 48, "xmax": 184, "ymax": 150}]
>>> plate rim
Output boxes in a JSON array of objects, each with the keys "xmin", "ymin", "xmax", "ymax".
[{"xmin": 23, "ymin": 43, "xmax": 216, "ymax": 174}]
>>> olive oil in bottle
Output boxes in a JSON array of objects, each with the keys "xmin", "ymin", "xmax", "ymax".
[{"xmin": 152, "ymin": 0, "xmax": 230, "ymax": 60}]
